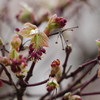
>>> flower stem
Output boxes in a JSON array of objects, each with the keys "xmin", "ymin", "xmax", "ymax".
[{"xmin": 25, "ymin": 61, "xmax": 36, "ymax": 82}]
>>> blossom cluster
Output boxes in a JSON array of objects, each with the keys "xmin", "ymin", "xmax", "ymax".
[{"xmin": 46, "ymin": 59, "xmax": 62, "ymax": 91}]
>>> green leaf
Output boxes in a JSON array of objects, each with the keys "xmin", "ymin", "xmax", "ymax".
[{"xmin": 8, "ymin": 49, "xmax": 19, "ymax": 59}]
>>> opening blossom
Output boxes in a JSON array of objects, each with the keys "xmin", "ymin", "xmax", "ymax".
[
  {"xmin": 46, "ymin": 77, "xmax": 59, "ymax": 92},
  {"xmin": 19, "ymin": 23, "xmax": 49, "ymax": 48},
  {"xmin": 19, "ymin": 22, "xmax": 49, "ymax": 61}
]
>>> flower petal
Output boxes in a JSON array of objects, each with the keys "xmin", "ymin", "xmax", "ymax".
[
  {"xmin": 31, "ymin": 32, "xmax": 49, "ymax": 49},
  {"xmin": 19, "ymin": 23, "xmax": 37, "ymax": 37}
]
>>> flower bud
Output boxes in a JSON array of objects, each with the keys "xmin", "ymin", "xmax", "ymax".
[
  {"xmin": 44, "ymin": 14, "xmax": 67, "ymax": 36},
  {"xmin": 51, "ymin": 59, "xmax": 60, "ymax": 67},
  {"xmin": 63, "ymin": 92, "xmax": 71, "ymax": 99},
  {"xmin": 10, "ymin": 53, "xmax": 27, "ymax": 77},
  {"xmin": 10, "ymin": 34, "xmax": 21, "ymax": 51},
  {"xmin": 16, "ymin": 2, "xmax": 34, "ymax": 23},
  {"xmin": 50, "ymin": 59, "xmax": 62, "ymax": 81},
  {"xmin": 65, "ymin": 44, "xmax": 72, "ymax": 53},
  {"xmin": 46, "ymin": 77, "xmax": 59, "ymax": 92},
  {"xmin": 15, "ymin": 28, "xmax": 20, "ymax": 32}
]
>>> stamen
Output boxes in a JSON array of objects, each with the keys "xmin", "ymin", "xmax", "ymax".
[
  {"xmin": 59, "ymin": 34, "xmax": 65, "ymax": 50},
  {"xmin": 55, "ymin": 34, "xmax": 60, "ymax": 44}
]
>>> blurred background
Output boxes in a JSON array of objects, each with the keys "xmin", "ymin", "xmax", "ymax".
[{"xmin": 0, "ymin": 0, "xmax": 100, "ymax": 100}]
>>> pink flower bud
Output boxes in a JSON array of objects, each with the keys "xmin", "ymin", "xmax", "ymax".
[
  {"xmin": 15, "ymin": 28, "xmax": 20, "ymax": 32},
  {"xmin": 49, "ymin": 14, "xmax": 66, "ymax": 29},
  {"xmin": 46, "ymin": 85, "xmax": 55, "ymax": 92},
  {"xmin": 40, "ymin": 48, "xmax": 46, "ymax": 53},
  {"xmin": 44, "ymin": 14, "xmax": 67, "ymax": 36},
  {"xmin": 46, "ymin": 77, "xmax": 59, "ymax": 92},
  {"xmin": 29, "ymin": 43, "xmax": 34, "ymax": 49},
  {"xmin": 51, "ymin": 59, "xmax": 60, "ymax": 67}
]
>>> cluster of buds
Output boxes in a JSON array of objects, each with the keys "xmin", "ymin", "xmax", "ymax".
[
  {"xmin": 63, "ymin": 92, "xmax": 82, "ymax": 100},
  {"xmin": 28, "ymin": 43, "xmax": 46, "ymax": 61},
  {"xmin": 50, "ymin": 59, "xmax": 62, "ymax": 81},
  {"xmin": 46, "ymin": 59, "xmax": 62, "ymax": 91},
  {"xmin": 0, "ymin": 33, "xmax": 27, "ymax": 77},
  {"xmin": 10, "ymin": 54, "xmax": 27, "ymax": 77},
  {"xmin": 16, "ymin": 2, "xmax": 34, "ymax": 23},
  {"xmin": 44, "ymin": 14, "xmax": 67, "ymax": 36},
  {"xmin": 0, "ymin": 53, "xmax": 27, "ymax": 84}
]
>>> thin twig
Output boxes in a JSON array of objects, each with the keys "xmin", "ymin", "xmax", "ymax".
[
  {"xmin": 80, "ymin": 72, "xmax": 97, "ymax": 91},
  {"xmin": 80, "ymin": 91, "xmax": 100, "ymax": 96},
  {"xmin": 0, "ymin": 78, "xmax": 11, "ymax": 85},
  {"xmin": 66, "ymin": 58, "xmax": 98, "ymax": 78},
  {"xmin": 26, "ymin": 78, "xmax": 49, "ymax": 87},
  {"xmin": 25, "ymin": 61, "xmax": 36, "ymax": 82},
  {"xmin": 48, "ymin": 26, "xmax": 78, "ymax": 37},
  {"xmin": 49, "ymin": 62, "xmax": 97, "ymax": 99},
  {"xmin": 0, "ymin": 63, "xmax": 17, "ymax": 90}
]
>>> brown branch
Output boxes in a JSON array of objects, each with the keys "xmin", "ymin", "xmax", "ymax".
[
  {"xmin": 49, "ymin": 62, "xmax": 97, "ymax": 99},
  {"xmin": 66, "ymin": 58, "xmax": 98, "ymax": 78},
  {"xmin": 25, "ymin": 61, "xmax": 36, "ymax": 82},
  {"xmin": 26, "ymin": 79, "xmax": 49, "ymax": 87}
]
